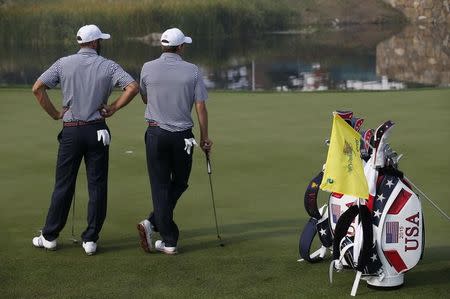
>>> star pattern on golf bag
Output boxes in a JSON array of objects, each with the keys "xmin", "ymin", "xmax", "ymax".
[
  {"xmin": 364, "ymin": 241, "xmax": 383, "ymax": 274},
  {"xmin": 372, "ymin": 175, "xmax": 399, "ymax": 227},
  {"xmin": 339, "ymin": 237, "xmax": 383, "ymax": 274},
  {"xmin": 317, "ymin": 217, "xmax": 333, "ymax": 247}
]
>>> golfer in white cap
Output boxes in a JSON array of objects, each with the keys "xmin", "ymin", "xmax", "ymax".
[
  {"xmin": 31, "ymin": 24, "xmax": 139, "ymax": 255},
  {"xmin": 137, "ymin": 27, "xmax": 212, "ymax": 255}
]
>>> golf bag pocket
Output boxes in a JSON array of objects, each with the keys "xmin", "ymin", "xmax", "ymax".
[{"xmin": 375, "ymin": 176, "xmax": 423, "ymax": 275}]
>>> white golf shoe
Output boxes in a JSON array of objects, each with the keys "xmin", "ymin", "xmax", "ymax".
[
  {"xmin": 137, "ymin": 219, "xmax": 155, "ymax": 253},
  {"xmin": 155, "ymin": 240, "xmax": 177, "ymax": 255},
  {"xmin": 82, "ymin": 241, "xmax": 97, "ymax": 256},
  {"xmin": 32, "ymin": 233, "xmax": 57, "ymax": 250}
]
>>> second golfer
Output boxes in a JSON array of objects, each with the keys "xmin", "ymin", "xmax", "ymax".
[{"xmin": 137, "ymin": 27, "xmax": 212, "ymax": 255}]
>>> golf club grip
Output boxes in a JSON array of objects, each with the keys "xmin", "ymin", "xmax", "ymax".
[{"xmin": 206, "ymin": 154, "xmax": 212, "ymax": 174}]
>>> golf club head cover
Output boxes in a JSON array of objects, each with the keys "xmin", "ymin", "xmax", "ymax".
[
  {"xmin": 360, "ymin": 129, "xmax": 374, "ymax": 161},
  {"xmin": 336, "ymin": 110, "xmax": 353, "ymax": 120},
  {"xmin": 373, "ymin": 120, "xmax": 395, "ymax": 168},
  {"xmin": 351, "ymin": 118, "xmax": 364, "ymax": 132},
  {"xmin": 374, "ymin": 120, "xmax": 395, "ymax": 149},
  {"xmin": 335, "ymin": 111, "xmax": 364, "ymax": 132}
]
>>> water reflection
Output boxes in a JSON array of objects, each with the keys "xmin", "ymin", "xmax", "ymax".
[
  {"xmin": 195, "ymin": 24, "xmax": 397, "ymax": 91},
  {"xmin": 0, "ymin": 24, "xmax": 448, "ymax": 91}
]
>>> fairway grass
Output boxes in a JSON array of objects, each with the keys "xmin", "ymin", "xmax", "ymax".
[{"xmin": 1, "ymin": 88, "xmax": 449, "ymax": 298}]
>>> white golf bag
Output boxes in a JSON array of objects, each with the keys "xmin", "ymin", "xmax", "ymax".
[{"xmin": 299, "ymin": 111, "xmax": 424, "ymax": 296}]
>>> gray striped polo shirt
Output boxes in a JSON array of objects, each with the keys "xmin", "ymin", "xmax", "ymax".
[
  {"xmin": 140, "ymin": 52, "xmax": 208, "ymax": 132},
  {"xmin": 38, "ymin": 48, "xmax": 135, "ymax": 122}
]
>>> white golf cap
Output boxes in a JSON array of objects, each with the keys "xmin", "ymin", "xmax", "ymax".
[
  {"xmin": 76, "ymin": 25, "xmax": 111, "ymax": 44},
  {"xmin": 160, "ymin": 28, "xmax": 192, "ymax": 46}
]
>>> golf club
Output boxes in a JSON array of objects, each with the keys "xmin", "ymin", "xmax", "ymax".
[
  {"xmin": 70, "ymin": 188, "xmax": 78, "ymax": 244},
  {"xmin": 205, "ymin": 152, "xmax": 224, "ymax": 247}
]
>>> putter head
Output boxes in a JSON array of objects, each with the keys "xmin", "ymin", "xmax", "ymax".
[{"xmin": 217, "ymin": 235, "xmax": 224, "ymax": 247}]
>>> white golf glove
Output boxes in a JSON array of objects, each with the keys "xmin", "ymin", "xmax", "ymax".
[
  {"xmin": 97, "ymin": 129, "xmax": 111, "ymax": 146},
  {"xmin": 184, "ymin": 138, "xmax": 197, "ymax": 155}
]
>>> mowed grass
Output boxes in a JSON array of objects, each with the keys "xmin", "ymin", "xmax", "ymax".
[{"xmin": 0, "ymin": 88, "xmax": 449, "ymax": 298}]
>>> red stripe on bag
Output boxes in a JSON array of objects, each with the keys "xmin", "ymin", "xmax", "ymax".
[
  {"xmin": 367, "ymin": 194, "xmax": 375, "ymax": 212},
  {"xmin": 383, "ymin": 250, "xmax": 408, "ymax": 273},
  {"xmin": 388, "ymin": 188, "xmax": 412, "ymax": 215},
  {"xmin": 331, "ymin": 192, "xmax": 344, "ymax": 198}
]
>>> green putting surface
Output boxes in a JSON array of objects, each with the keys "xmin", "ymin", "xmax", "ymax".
[{"xmin": 1, "ymin": 88, "xmax": 449, "ymax": 298}]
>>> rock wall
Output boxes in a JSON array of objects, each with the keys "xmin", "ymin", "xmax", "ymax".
[
  {"xmin": 376, "ymin": 25, "xmax": 450, "ymax": 86},
  {"xmin": 383, "ymin": 0, "xmax": 450, "ymax": 23}
]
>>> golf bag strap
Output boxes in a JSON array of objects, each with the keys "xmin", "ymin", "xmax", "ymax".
[
  {"xmin": 304, "ymin": 171, "xmax": 324, "ymax": 219},
  {"xmin": 339, "ymin": 242, "xmax": 354, "ymax": 264},
  {"xmin": 299, "ymin": 218, "xmax": 326, "ymax": 263},
  {"xmin": 333, "ymin": 205, "xmax": 358, "ymax": 260},
  {"xmin": 332, "ymin": 205, "xmax": 373, "ymax": 272},
  {"xmin": 356, "ymin": 205, "xmax": 372, "ymax": 272}
]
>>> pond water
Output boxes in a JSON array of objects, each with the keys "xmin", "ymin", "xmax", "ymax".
[{"xmin": 1, "ymin": 24, "xmax": 449, "ymax": 91}]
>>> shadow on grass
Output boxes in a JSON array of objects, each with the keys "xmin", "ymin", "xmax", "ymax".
[
  {"xmin": 352, "ymin": 246, "xmax": 450, "ymax": 295},
  {"xmin": 97, "ymin": 218, "xmax": 304, "ymax": 253},
  {"xmin": 406, "ymin": 267, "xmax": 450, "ymax": 288},
  {"xmin": 180, "ymin": 218, "xmax": 303, "ymax": 252},
  {"xmin": 405, "ymin": 246, "xmax": 450, "ymax": 287},
  {"xmin": 98, "ymin": 236, "xmax": 142, "ymax": 253},
  {"xmin": 180, "ymin": 226, "xmax": 300, "ymax": 253}
]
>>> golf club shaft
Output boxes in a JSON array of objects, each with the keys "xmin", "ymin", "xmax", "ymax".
[
  {"xmin": 71, "ymin": 188, "xmax": 76, "ymax": 241},
  {"xmin": 405, "ymin": 176, "xmax": 450, "ymax": 221},
  {"xmin": 206, "ymin": 153, "xmax": 221, "ymax": 240}
]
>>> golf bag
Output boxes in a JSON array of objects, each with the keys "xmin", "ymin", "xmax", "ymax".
[{"xmin": 299, "ymin": 111, "xmax": 424, "ymax": 296}]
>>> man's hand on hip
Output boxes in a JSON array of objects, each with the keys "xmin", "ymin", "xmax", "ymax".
[
  {"xmin": 99, "ymin": 82, "xmax": 139, "ymax": 118},
  {"xmin": 99, "ymin": 104, "xmax": 117, "ymax": 118},
  {"xmin": 57, "ymin": 107, "xmax": 69, "ymax": 120}
]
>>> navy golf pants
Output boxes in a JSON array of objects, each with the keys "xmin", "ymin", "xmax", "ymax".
[
  {"xmin": 42, "ymin": 122, "xmax": 109, "ymax": 242},
  {"xmin": 145, "ymin": 126, "xmax": 194, "ymax": 247}
]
